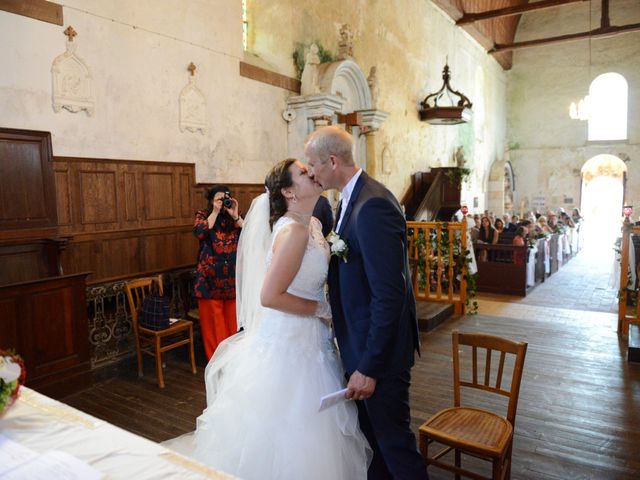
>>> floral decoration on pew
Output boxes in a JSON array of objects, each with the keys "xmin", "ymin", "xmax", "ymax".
[{"xmin": 0, "ymin": 350, "xmax": 26, "ymax": 415}]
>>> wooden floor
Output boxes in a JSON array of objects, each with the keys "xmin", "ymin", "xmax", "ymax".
[{"xmin": 58, "ymin": 297, "xmax": 640, "ymax": 479}]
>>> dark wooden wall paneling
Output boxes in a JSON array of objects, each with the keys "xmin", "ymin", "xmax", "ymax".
[
  {"xmin": 53, "ymin": 157, "xmax": 201, "ymax": 284},
  {"xmin": 0, "ymin": 128, "xmax": 58, "ymax": 239},
  {"xmin": 53, "ymin": 156, "xmax": 264, "ymax": 284},
  {"xmin": 0, "ymin": 128, "xmax": 64, "ymax": 286},
  {"xmin": 0, "ymin": 273, "xmax": 90, "ymax": 390}
]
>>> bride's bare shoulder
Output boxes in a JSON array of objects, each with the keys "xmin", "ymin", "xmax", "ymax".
[{"xmin": 273, "ymin": 221, "xmax": 308, "ymax": 250}]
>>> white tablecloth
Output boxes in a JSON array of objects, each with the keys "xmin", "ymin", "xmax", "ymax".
[{"xmin": 0, "ymin": 387, "xmax": 236, "ymax": 480}]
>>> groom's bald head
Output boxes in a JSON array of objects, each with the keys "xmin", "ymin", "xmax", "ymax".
[{"xmin": 304, "ymin": 126, "xmax": 355, "ymax": 167}]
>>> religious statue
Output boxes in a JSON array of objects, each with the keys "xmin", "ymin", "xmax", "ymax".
[
  {"xmin": 300, "ymin": 43, "xmax": 320, "ymax": 96},
  {"xmin": 337, "ymin": 24, "xmax": 354, "ymax": 60},
  {"xmin": 367, "ymin": 66, "xmax": 379, "ymax": 106}
]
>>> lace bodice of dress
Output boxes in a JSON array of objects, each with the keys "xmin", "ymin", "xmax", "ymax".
[{"xmin": 266, "ymin": 216, "xmax": 329, "ymax": 301}]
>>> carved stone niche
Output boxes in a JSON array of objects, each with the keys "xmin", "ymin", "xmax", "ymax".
[
  {"xmin": 51, "ymin": 41, "xmax": 94, "ymax": 116},
  {"xmin": 179, "ymin": 74, "xmax": 207, "ymax": 135},
  {"xmin": 286, "ymin": 57, "xmax": 388, "ymax": 171}
]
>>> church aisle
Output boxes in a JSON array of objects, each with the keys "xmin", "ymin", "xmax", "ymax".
[
  {"xmin": 480, "ymin": 247, "xmax": 619, "ymax": 314},
  {"xmin": 412, "ymin": 298, "xmax": 639, "ymax": 479}
]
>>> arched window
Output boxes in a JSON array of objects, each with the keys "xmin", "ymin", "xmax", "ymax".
[{"xmin": 588, "ymin": 72, "xmax": 628, "ymax": 141}]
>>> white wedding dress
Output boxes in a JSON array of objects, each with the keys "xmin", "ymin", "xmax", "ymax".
[{"xmin": 189, "ymin": 216, "xmax": 370, "ymax": 479}]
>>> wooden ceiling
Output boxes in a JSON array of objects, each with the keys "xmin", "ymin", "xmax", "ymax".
[{"xmin": 431, "ymin": 0, "xmax": 640, "ymax": 70}]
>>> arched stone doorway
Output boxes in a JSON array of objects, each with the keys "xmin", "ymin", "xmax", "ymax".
[
  {"xmin": 486, "ymin": 158, "xmax": 516, "ymax": 216},
  {"xmin": 580, "ymin": 154, "xmax": 627, "ymax": 252},
  {"xmin": 316, "ymin": 60, "xmax": 372, "ymax": 169},
  {"xmin": 285, "ymin": 48, "xmax": 387, "ymax": 173}
]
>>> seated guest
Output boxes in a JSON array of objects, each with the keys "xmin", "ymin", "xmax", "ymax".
[
  {"xmin": 470, "ymin": 214, "xmax": 481, "ymax": 241},
  {"xmin": 572, "ymin": 208, "xmax": 583, "ymax": 223},
  {"xmin": 508, "ymin": 214, "xmax": 520, "ymax": 232},
  {"xmin": 560, "ymin": 211, "xmax": 575, "ymax": 228},
  {"xmin": 519, "ymin": 219, "xmax": 533, "ymax": 236},
  {"xmin": 548, "ymin": 213, "xmax": 559, "ymax": 231},
  {"xmin": 494, "ymin": 218, "xmax": 505, "ymax": 234},
  {"xmin": 477, "ymin": 216, "xmax": 498, "ymax": 262},
  {"xmin": 512, "ymin": 226, "xmax": 527, "ymax": 265},
  {"xmin": 537, "ymin": 215, "xmax": 553, "ymax": 234},
  {"xmin": 478, "ymin": 216, "xmax": 498, "ymax": 244},
  {"xmin": 467, "ymin": 215, "xmax": 479, "ymax": 242},
  {"xmin": 502, "ymin": 214, "xmax": 513, "ymax": 231}
]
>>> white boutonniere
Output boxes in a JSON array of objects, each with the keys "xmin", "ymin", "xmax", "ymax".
[{"xmin": 327, "ymin": 231, "xmax": 349, "ymax": 263}]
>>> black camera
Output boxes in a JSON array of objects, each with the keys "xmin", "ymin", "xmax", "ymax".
[{"xmin": 222, "ymin": 192, "xmax": 233, "ymax": 209}]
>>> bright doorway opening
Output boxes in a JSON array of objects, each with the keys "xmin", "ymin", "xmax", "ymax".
[{"xmin": 580, "ymin": 155, "xmax": 626, "ymax": 259}]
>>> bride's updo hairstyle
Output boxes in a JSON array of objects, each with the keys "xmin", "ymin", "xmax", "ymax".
[{"xmin": 265, "ymin": 158, "xmax": 297, "ymax": 229}]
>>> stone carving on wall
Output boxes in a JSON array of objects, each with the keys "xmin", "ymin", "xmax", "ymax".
[
  {"xmin": 337, "ymin": 24, "xmax": 354, "ymax": 60},
  {"xmin": 454, "ymin": 145, "xmax": 466, "ymax": 167},
  {"xmin": 179, "ymin": 62, "xmax": 207, "ymax": 134},
  {"xmin": 504, "ymin": 162, "xmax": 515, "ymax": 212},
  {"xmin": 381, "ymin": 144, "xmax": 392, "ymax": 174},
  {"xmin": 367, "ymin": 66, "xmax": 379, "ymax": 106},
  {"xmin": 300, "ymin": 44, "xmax": 321, "ymax": 96},
  {"xmin": 51, "ymin": 26, "xmax": 95, "ymax": 116}
]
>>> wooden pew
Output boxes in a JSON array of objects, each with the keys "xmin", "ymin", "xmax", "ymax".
[{"xmin": 474, "ymin": 243, "xmax": 528, "ymax": 296}]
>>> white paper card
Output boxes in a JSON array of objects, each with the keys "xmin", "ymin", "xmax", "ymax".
[
  {"xmin": 318, "ymin": 388, "xmax": 349, "ymax": 412},
  {"xmin": 169, "ymin": 318, "xmax": 180, "ymax": 324},
  {"xmin": 2, "ymin": 450, "xmax": 103, "ymax": 480},
  {"xmin": 0, "ymin": 434, "xmax": 38, "ymax": 475}
]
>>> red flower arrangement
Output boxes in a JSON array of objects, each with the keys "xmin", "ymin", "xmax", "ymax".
[{"xmin": 0, "ymin": 349, "xmax": 26, "ymax": 415}]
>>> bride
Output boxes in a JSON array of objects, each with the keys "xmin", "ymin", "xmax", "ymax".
[{"xmin": 189, "ymin": 158, "xmax": 370, "ymax": 479}]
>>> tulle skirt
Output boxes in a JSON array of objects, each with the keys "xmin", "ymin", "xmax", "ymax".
[{"xmin": 191, "ymin": 309, "xmax": 371, "ymax": 480}]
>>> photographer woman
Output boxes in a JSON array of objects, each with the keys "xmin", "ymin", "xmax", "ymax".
[{"xmin": 193, "ymin": 185, "xmax": 244, "ymax": 359}]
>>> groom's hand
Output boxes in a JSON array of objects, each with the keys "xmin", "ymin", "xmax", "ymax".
[{"xmin": 346, "ymin": 370, "xmax": 376, "ymax": 401}]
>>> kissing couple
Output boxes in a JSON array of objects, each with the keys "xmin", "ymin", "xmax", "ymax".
[{"xmin": 175, "ymin": 126, "xmax": 428, "ymax": 480}]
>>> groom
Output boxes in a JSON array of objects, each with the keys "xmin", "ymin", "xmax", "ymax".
[{"xmin": 306, "ymin": 126, "xmax": 427, "ymax": 480}]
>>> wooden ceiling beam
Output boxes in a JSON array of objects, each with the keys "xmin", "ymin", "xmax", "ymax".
[
  {"xmin": 0, "ymin": 0, "xmax": 63, "ymax": 26},
  {"xmin": 489, "ymin": 23, "xmax": 640, "ymax": 54},
  {"xmin": 457, "ymin": 0, "xmax": 588, "ymax": 25}
]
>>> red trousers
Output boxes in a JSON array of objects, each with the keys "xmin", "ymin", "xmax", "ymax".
[{"xmin": 197, "ymin": 299, "xmax": 237, "ymax": 359}]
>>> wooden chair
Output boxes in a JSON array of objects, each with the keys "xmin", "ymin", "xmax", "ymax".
[
  {"xmin": 124, "ymin": 277, "xmax": 197, "ymax": 388},
  {"xmin": 419, "ymin": 331, "xmax": 528, "ymax": 480}
]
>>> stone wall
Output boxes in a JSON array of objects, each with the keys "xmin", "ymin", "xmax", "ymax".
[
  {"xmin": 1, "ymin": 0, "xmax": 507, "ymax": 205},
  {"xmin": 507, "ymin": 0, "xmax": 640, "ymax": 215},
  {"xmin": 249, "ymin": 0, "xmax": 507, "ymax": 205},
  {"xmin": 0, "ymin": 0, "xmax": 288, "ymax": 184}
]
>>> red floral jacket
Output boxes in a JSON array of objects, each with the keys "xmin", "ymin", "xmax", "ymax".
[{"xmin": 193, "ymin": 210, "xmax": 241, "ymax": 300}]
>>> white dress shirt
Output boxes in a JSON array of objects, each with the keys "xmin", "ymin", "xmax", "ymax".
[{"xmin": 336, "ymin": 169, "xmax": 363, "ymax": 232}]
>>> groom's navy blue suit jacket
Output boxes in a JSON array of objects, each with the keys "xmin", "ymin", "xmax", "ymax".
[{"xmin": 328, "ymin": 172, "xmax": 420, "ymax": 379}]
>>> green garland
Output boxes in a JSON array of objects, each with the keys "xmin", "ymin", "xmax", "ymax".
[
  {"xmin": 444, "ymin": 167, "xmax": 471, "ymax": 185},
  {"xmin": 292, "ymin": 42, "xmax": 335, "ymax": 80},
  {"xmin": 410, "ymin": 223, "xmax": 478, "ymax": 314}
]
